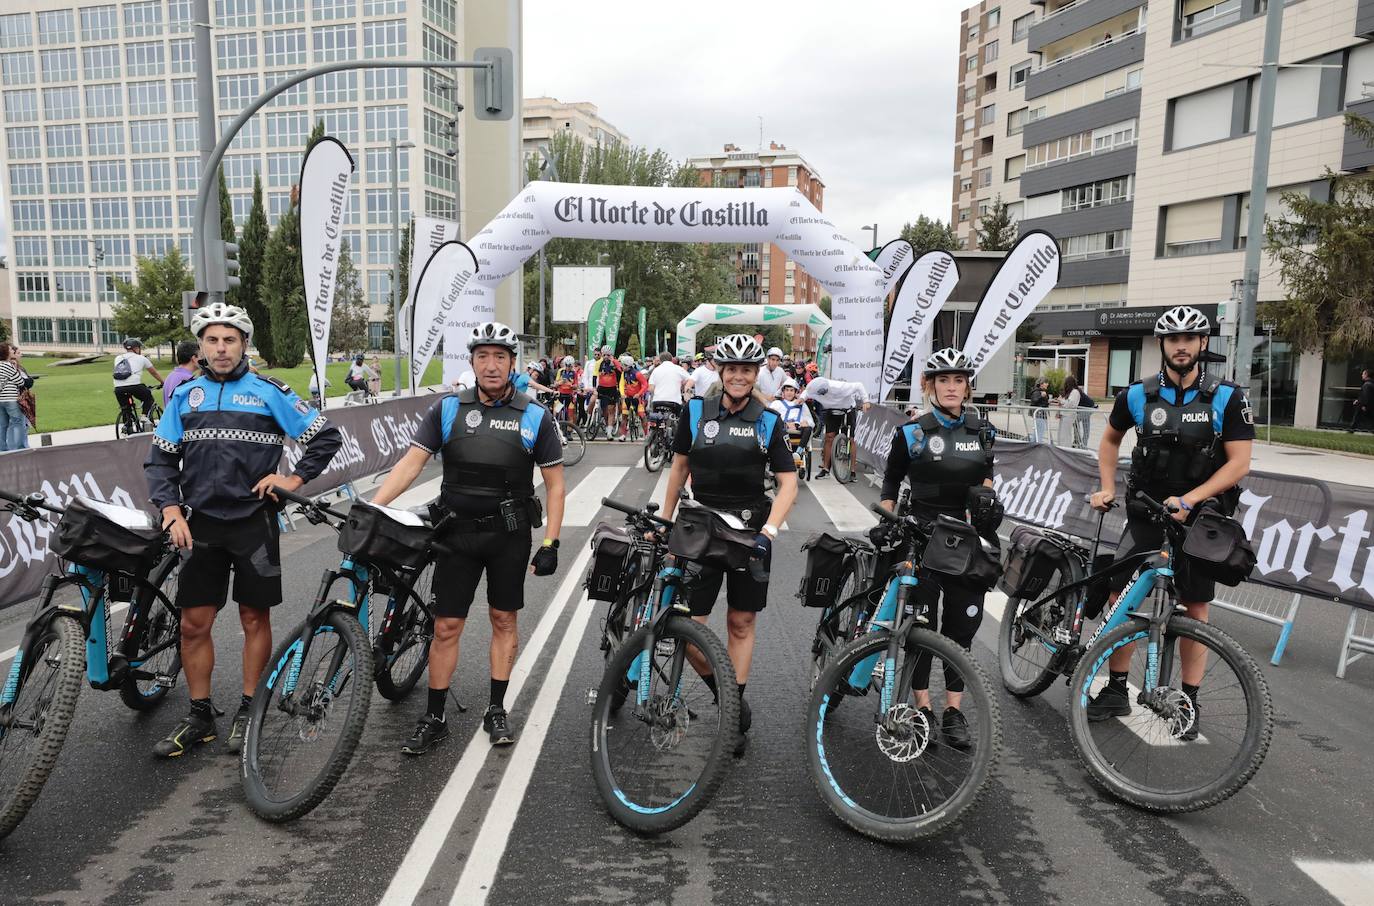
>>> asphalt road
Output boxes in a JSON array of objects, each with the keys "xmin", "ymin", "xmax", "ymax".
[{"xmin": 0, "ymin": 442, "xmax": 1371, "ymax": 906}]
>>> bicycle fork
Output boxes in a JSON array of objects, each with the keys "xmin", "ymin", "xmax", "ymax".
[{"xmin": 628, "ymin": 566, "xmax": 689, "ymax": 708}]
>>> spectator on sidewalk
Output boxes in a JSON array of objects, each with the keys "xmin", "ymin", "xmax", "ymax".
[
  {"xmin": 0, "ymin": 343, "xmax": 33, "ymax": 452},
  {"xmin": 1059, "ymin": 376, "xmax": 1091, "ymax": 449},
  {"xmin": 1348, "ymin": 367, "xmax": 1373, "ymax": 434},
  {"xmin": 163, "ymin": 341, "xmax": 200, "ymax": 409},
  {"xmin": 1029, "ymin": 378, "xmax": 1050, "ymax": 443}
]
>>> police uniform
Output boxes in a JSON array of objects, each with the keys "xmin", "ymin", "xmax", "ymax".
[
  {"xmin": 410, "ymin": 386, "xmax": 562, "ymax": 619},
  {"xmin": 880, "ymin": 407, "xmax": 995, "ymax": 692},
  {"xmin": 1107, "ymin": 372, "xmax": 1254, "ymax": 603},
  {"xmin": 672, "ymin": 395, "xmax": 794, "ymax": 614}
]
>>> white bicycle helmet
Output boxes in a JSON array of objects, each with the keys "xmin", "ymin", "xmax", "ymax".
[
  {"xmin": 923, "ymin": 347, "xmax": 976, "ymax": 377},
  {"xmin": 561, "ymin": 355, "xmax": 574, "ymax": 366},
  {"xmin": 780, "ymin": 377, "xmax": 799, "ymax": 391},
  {"xmin": 467, "ymin": 321, "xmax": 518, "ymax": 354},
  {"xmin": 190, "ymin": 301, "xmax": 254, "ymax": 340},
  {"xmin": 619, "ymin": 353, "xmax": 634, "ymax": 367},
  {"xmin": 713, "ymin": 334, "xmax": 765, "ymax": 365},
  {"xmin": 1154, "ymin": 305, "xmax": 1211, "ymax": 337},
  {"xmin": 766, "ymin": 346, "xmax": 784, "ymax": 359}
]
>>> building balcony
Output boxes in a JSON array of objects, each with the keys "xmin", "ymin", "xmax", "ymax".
[
  {"xmin": 1025, "ymin": 30, "xmax": 1145, "ymax": 99},
  {"xmin": 1018, "ymin": 200, "xmax": 1134, "ymax": 242},
  {"xmin": 1359, "ymin": 0, "xmax": 1374, "ymax": 38},
  {"xmin": 1342, "ymin": 98, "xmax": 1374, "ymax": 172},
  {"xmin": 1019, "ymin": 144, "xmax": 1137, "ymax": 196},
  {"xmin": 1058, "ymin": 254, "xmax": 1131, "ymax": 286},
  {"xmin": 1022, "ymin": 88, "xmax": 1141, "ymax": 145},
  {"xmin": 1027, "ymin": 0, "xmax": 1147, "ymax": 53}
]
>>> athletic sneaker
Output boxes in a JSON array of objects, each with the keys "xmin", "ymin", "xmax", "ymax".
[
  {"xmin": 484, "ymin": 706, "xmax": 516, "ymax": 746},
  {"xmin": 401, "ymin": 714, "xmax": 451, "ymax": 755},
  {"xmin": 1180, "ymin": 695, "xmax": 1201, "ymax": 742},
  {"xmin": 734, "ymin": 698, "xmax": 752, "ymax": 758},
  {"xmin": 942, "ymin": 707, "xmax": 972, "ymax": 751},
  {"xmin": 815, "ymin": 468, "xmax": 830, "ymax": 479},
  {"xmin": 225, "ymin": 707, "xmax": 250, "ymax": 754},
  {"xmin": 1086, "ymin": 684, "xmax": 1132, "ymax": 721},
  {"xmin": 153, "ymin": 712, "xmax": 217, "ymax": 758}
]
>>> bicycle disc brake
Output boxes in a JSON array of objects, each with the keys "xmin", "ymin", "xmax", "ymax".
[
  {"xmin": 1150, "ymin": 687, "xmax": 1196, "ymax": 739},
  {"xmin": 646, "ymin": 694, "xmax": 689, "ymax": 749},
  {"xmin": 875, "ymin": 703, "xmax": 932, "ymax": 762}
]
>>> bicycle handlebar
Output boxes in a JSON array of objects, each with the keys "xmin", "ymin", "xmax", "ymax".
[
  {"xmin": 602, "ymin": 497, "xmax": 674, "ymax": 528},
  {"xmin": 271, "ymin": 487, "xmax": 349, "ymax": 522},
  {"xmin": 871, "ymin": 502, "xmax": 899, "ymax": 523},
  {"xmin": 0, "ymin": 488, "xmax": 65, "ymax": 515}
]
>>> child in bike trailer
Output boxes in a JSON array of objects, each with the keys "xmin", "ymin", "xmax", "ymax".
[
  {"xmin": 1090, "ymin": 306, "xmax": 1253, "ymax": 740},
  {"xmin": 768, "ymin": 379, "xmax": 814, "ymax": 475},
  {"xmin": 878, "ymin": 348, "xmax": 1003, "ymax": 751},
  {"xmin": 799, "ymin": 376, "xmax": 870, "ymax": 479}
]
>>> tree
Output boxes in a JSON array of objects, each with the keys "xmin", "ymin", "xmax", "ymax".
[
  {"xmin": 976, "ymin": 195, "xmax": 1018, "ymax": 251},
  {"xmin": 899, "ymin": 215, "xmax": 963, "ymax": 258},
  {"xmin": 1263, "ymin": 112, "xmax": 1374, "ymax": 357},
  {"xmin": 329, "ymin": 240, "xmax": 369, "ymax": 352},
  {"xmin": 389, "ymin": 218, "xmax": 414, "ymax": 354},
  {"xmin": 238, "ymin": 173, "xmax": 272, "ymax": 362},
  {"xmin": 261, "ymin": 207, "xmax": 307, "ymax": 366},
  {"xmin": 113, "ymin": 249, "xmax": 194, "ymax": 347},
  {"xmin": 1016, "ymin": 317, "xmax": 1044, "ymax": 344}
]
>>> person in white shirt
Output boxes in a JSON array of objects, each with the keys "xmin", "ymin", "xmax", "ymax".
[
  {"xmin": 308, "ymin": 371, "xmax": 332, "ymax": 408},
  {"xmin": 112, "ymin": 337, "xmax": 166, "ymax": 420},
  {"xmin": 801, "ymin": 377, "xmax": 871, "ymax": 478},
  {"xmin": 646, "ymin": 352, "xmax": 689, "ymax": 414},
  {"xmin": 686, "ymin": 355, "xmax": 719, "ymax": 399},
  {"xmin": 756, "ymin": 347, "xmax": 788, "ymax": 401},
  {"xmin": 769, "ymin": 378, "xmax": 815, "ymax": 454},
  {"xmin": 346, "ymin": 354, "xmax": 376, "ymax": 395}
]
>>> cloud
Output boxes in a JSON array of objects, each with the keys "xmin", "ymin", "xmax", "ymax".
[{"xmin": 524, "ymin": 0, "xmax": 964, "ymax": 248}]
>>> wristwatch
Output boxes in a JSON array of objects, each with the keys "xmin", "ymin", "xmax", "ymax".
[
  {"xmin": 542, "ymin": 538, "xmax": 559, "ymax": 549},
  {"xmin": 761, "ymin": 524, "xmax": 779, "ymax": 539}
]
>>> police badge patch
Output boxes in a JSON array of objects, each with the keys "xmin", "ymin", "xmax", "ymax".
[
  {"xmin": 928, "ymin": 435, "xmax": 946, "ymax": 455},
  {"xmin": 1242, "ymin": 405, "xmax": 1254, "ymax": 425},
  {"xmin": 1150, "ymin": 408, "xmax": 1169, "ymax": 427},
  {"xmin": 188, "ymin": 387, "xmax": 205, "ymax": 410},
  {"xmin": 294, "ymin": 399, "xmax": 310, "ymax": 415},
  {"xmin": 465, "ymin": 409, "xmax": 483, "ymax": 428},
  {"xmin": 703, "ymin": 420, "xmax": 720, "ymax": 439}
]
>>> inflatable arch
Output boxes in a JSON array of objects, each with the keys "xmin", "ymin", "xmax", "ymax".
[
  {"xmin": 672, "ymin": 303, "xmax": 831, "ymax": 360},
  {"xmin": 411, "ymin": 183, "xmax": 891, "ymax": 395}
]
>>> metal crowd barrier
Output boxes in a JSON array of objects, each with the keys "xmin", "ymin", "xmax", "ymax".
[{"xmin": 1337, "ymin": 610, "xmax": 1374, "ymax": 679}]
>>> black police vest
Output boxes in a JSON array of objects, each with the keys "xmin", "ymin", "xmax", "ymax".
[
  {"xmin": 1127, "ymin": 377, "xmax": 1230, "ymax": 499},
  {"xmin": 440, "ymin": 388, "xmax": 537, "ymax": 509},
  {"xmin": 687, "ymin": 396, "xmax": 775, "ymax": 510},
  {"xmin": 901, "ymin": 411, "xmax": 994, "ymax": 517}
]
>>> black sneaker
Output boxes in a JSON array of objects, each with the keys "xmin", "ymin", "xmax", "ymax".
[
  {"xmin": 484, "ymin": 706, "xmax": 516, "ymax": 746},
  {"xmin": 942, "ymin": 707, "xmax": 972, "ymax": 751},
  {"xmin": 734, "ymin": 698, "xmax": 752, "ymax": 758},
  {"xmin": 1180, "ymin": 695, "xmax": 1201, "ymax": 742},
  {"xmin": 401, "ymin": 714, "xmax": 451, "ymax": 756},
  {"xmin": 916, "ymin": 706, "xmax": 938, "ymax": 746},
  {"xmin": 1086, "ymin": 683, "xmax": 1131, "ymax": 721},
  {"xmin": 815, "ymin": 468, "xmax": 830, "ymax": 479},
  {"xmin": 153, "ymin": 712, "xmax": 217, "ymax": 758},
  {"xmin": 225, "ymin": 708, "xmax": 249, "ymax": 754}
]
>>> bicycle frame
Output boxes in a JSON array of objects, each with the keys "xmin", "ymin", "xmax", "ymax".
[{"xmin": 268, "ymin": 556, "xmax": 377, "ymax": 703}]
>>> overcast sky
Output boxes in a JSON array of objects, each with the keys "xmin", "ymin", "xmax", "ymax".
[{"xmin": 525, "ymin": 0, "xmax": 965, "ymax": 248}]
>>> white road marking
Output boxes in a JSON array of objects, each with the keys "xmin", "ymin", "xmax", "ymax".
[
  {"xmin": 378, "ymin": 541, "xmax": 595, "ymax": 906},
  {"xmin": 561, "ymin": 466, "xmax": 629, "ymax": 526},
  {"xmin": 648, "ymin": 469, "xmax": 671, "ymax": 509},
  {"xmin": 1294, "ymin": 860, "xmax": 1374, "ymax": 905},
  {"xmin": 446, "ymin": 594, "xmax": 597, "ymax": 905},
  {"xmin": 806, "ymin": 478, "xmax": 877, "ymax": 532},
  {"xmin": 1, "ymin": 601, "xmax": 128, "ymax": 664},
  {"xmin": 983, "ymin": 592, "xmax": 1008, "ymax": 624},
  {"xmin": 1083, "ymin": 674, "xmax": 1209, "ymax": 747}
]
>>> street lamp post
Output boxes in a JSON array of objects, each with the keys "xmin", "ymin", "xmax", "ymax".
[
  {"xmin": 535, "ymin": 144, "xmax": 561, "ymax": 359},
  {"xmin": 862, "ymin": 223, "xmax": 878, "ymax": 253},
  {"xmin": 390, "ymin": 136, "xmax": 416, "ymax": 395},
  {"xmin": 86, "ymin": 239, "xmax": 105, "ymax": 353}
]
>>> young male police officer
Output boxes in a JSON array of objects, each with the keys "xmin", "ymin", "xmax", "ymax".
[
  {"xmin": 371, "ymin": 322, "xmax": 566, "ymax": 753},
  {"xmin": 146, "ymin": 303, "xmax": 343, "ymax": 757},
  {"xmin": 1090, "ymin": 305, "xmax": 1254, "ymax": 739}
]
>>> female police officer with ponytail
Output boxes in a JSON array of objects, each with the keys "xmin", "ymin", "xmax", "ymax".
[{"xmin": 879, "ymin": 348, "xmax": 1001, "ymax": 750}]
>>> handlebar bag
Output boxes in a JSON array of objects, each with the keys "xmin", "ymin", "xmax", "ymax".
[
  {"xmin": 999, "ymin": 525, "xmax": 1069, "ymax": 599},
  {"xmin": 1181, "ymin": 507, "xmax": 1255, "ymax": 587},
  {"xmin": 52, "ymin": 497, "xmax": 163, "ymax": 575},
  {"xmin": 586, "ymin": 521, "xmax": 633, "ymax": 602},
  {"xmin": 923, "ymin": 514, "xmax": 1001, "ymax": 590},
  {"xmin": 338, "ymin": 502, "xmax": 432, "ymax": 570},
  {"xmin": 667, "ymin": 502, "xmax": 756, "ymax": 572}
]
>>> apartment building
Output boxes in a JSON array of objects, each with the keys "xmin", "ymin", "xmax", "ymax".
[
  {"xmin": 0, "ymin": 0, "xmax": 467, "ymax": 353},
  {"xmin": 952, "ymin": 0, "xmax": 1374, "ymax": 428},
  {"xmin": 687, "ymin": 141, "xmax": 826, "ymax": 357},
  {"xmin": 522, "ymin": 96, "xmax": 627, "ymax": 160}
]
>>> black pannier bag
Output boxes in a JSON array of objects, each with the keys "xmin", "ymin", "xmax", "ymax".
[
  {"xmin": 922, "ymin": 514, "xmax": 1000, "ymax": 590},
  {"xmin": 999, "ymin": 525, "xmax": 1068, "ymax": 599},
  {"xmin": 667, "ymin": 502, "xmax": 757, "ymax": 572},
  {"xmin": 338, "ymin": 503, "xmax": 432, "ymax": 570},
  {"xmin": 51, "ymin": 497, "xmax": 163, "ymax": 575},
  {"xmin": 586, "ymin": 521, "xmax": 633, "ymax": 601},
  {"xmin": 1182, "ymin": 506, "xmax": 1256, "ymax": 587},
  {"xmin": 798, "ymin": 533, "xmax": 857, "ymax": 607}
]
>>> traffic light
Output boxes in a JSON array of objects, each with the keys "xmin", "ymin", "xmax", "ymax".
[
  {"xmin": 223, "ymin": 241, "xmax": 241, "ymax": 290},
  {"xmin": 182, "ymin": 290, "xmax": 208, "ymax": 328}
]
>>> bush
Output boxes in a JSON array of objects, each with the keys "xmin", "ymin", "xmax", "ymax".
[{"xmin": 1040, "ymin": 367, "xmax": 1068, "ymax": 397}]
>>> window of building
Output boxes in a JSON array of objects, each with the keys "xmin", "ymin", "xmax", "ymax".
[
  {"xmin": 313, "ymin": 0, "xmax": 356, "ymax": 18},
  {"xmin": 320, "ymin": 108, "xmax": 359, "ymax": 143},
  {"xmin": 12, "ymin": 201, "xmax": 44, "ymax": 230},
  {"xmin": 1169, "ymin": 83, "xmax": 1234, "ymax": 150},
  {"xmin": 1161, "ymin": 197, "xmax": 1224, "ymax": 255},
  {"xmin": 11, "ymin": 236, "xmax": 46, "ymax": 266},
  {"xmin": 171, "ymin": 78, "xmax": 196, "ymax": 113},
  {"xmin": 959, "ymin": 207, "xmax": 971, "ymax": 222},
  {"xmin": 123, "ymin": 1, "xmax": 163, "ymax": 37},
  {"xmin": 216, "ymin": 33, "xmax": 257, "ymax": 70},
  {"xmin": 1, "ymin": 51, "xmax": 35, "ymax": 85},
  {"xmin": 81, "ymin": 44, "xmax": 119, "ymax": 80},
  {"xmin": 215, "ymin": 0, "xmax": 257, "ymax": 28},
  {"xmin": 365, "ymin": 0, "xmax": 406, "ymax": 11},
  {"xmin": 1127, "ymin": 67, "xmax": 1143, "ymax": 90},
  {"xmin": 129, "ymin": 119, "xmax": 168, "ymax": 154},
  {"xmin": 314, "ymin": 69, "xmax": 356, "ymax": 104},
  {"xmin": 1011, "ymin": 60, "xmax": 1031, "ymax": 88},
  {"xmin": 364, "ymin": 104, "xmax": 407, "ymax": 142},
  {"xmin": 8, "ymin": 163, "xmax": 42, "ymax": 196},
  {"xmin": 984, "ymin": 40, "xmax": 999, "ymax": 64},
  {"xmin": 1062, "ymin": 176, "xmax": 1133, "ymax": 211},
  {"xmin": 176, "ymin": 156, "xmax": 198, "ymax": 189},
  {"xmin": 52, "ymin": 237, "xmax": 87, "ymax": 266},
  {"xmin": 170, "ymin": 37, "xmax": 195, "ymax": 72},
  {"xmin": 267, "ymin": 70, "xmax": 307, "ymax": 106},
  {"xmin": 364, "ymin": 271, "xmax": 387, "ymax": 306},
  {"xmin": 267, "ymin": 150, "xmax": 301, "ymax": 186},
  {"xmin": 980, "ymin": 103, "xmax": 996, "ymax": 126},
  {"xmin": 364, "ymin": 146, "xmax": 408, "ymax": 182},
  {"xmin": 313, "ymin": 23, "xmax": 356, "ymax": 61},
  {"xmin": 968, "ymin": 24, "xmax": 980, "ymax": 41},
  {"xmin": 1092, "ymin": 119, "xmax": 1136, "ymax": 152},
  {"xmin": 365, "ymin": 68, "xmax": 406, "ymax": 100},
  {"xmin": 133, "ymin": 197, "xmax": 173, "ymax": 229},
  {"xmin": 40, "ymin": 48, "xmax": 77, "ymax": 83},
  {"xmin": 1012, "ymin": 12, "xmax": 1035, "ymax": 42},
  {"xmin": 977, "ymin": 168, "xmax": 992, "ymax": 188},
  {"xmin": 219, "ymin": 115, "xmax": 259, "ymax": 150},
  {"xmin": 96, "ymin": 238, "xmax": 129, "ymax": 265},
  {"xmin": 6, "ymin": 125, "xmax": 40, "ymax": 158},
  {"xmin": 170, "ymin": 116, "xmax": 193, "ymax": 151},
  {"xmin": 42, "ymin": 86, "xmax": 80, "ymax": 119},
  {"xmin": 1249, "ymin": 64, "xmax": 1322, "ymax": 129},
  {"xmin": 18, "ymin": 318, "xmax": 53, "ymax": 344},
  {"xmin": 423, "ymin": 24, "xmax": 456, "ymax": 61},
  {"xmin": 987, "ymin": 7, "xmax": 1001, "ymax": 27},
  {"xmin": 168, "ymin": 0, "xmax": 193, "ymax": 32},
  {"xmin": 89, "ymin": 159, "xmax": 126, "ymax": 192},
  {"xmin": 135, "ymin": 237, "xmax": 174, "ymax": 258},
  {"xmin": 267, "ymin": 111, "xmax": 309, "ymax": 146},
  {"xmin": 43, "ymin": 123, "xmax": 80, "ymax": 158},
  {"xmin": 4, "ymin": 88, "xmax": 37, "ymax": 121},
  {"xmin": 84, "ymin": 82, "xmax": 121, "ymax": 116},
  {"xmin": 964, "ymin": 85, "xmax": 976, "ymax": 102},
  {"xmin": 264, "ymin": 28, "xmax": 304, "ymax": 67},
  {"xmin": 960, "ymin": 176, "xmax": 973, "ymax": 192},
  {"xmin": 367, "ymin": 229, "xmax": 395, "ymax": 265},
  {"xmin": 961, "ymin": 146, "xmax": 974, "ymax": 162},
  {"xmin": 17, "ymin": 275, "xmax": 51, "ymax": 304},
  {"xmin": 363, "ymin": 20, "xmax": 406, "ymax": 58},
  {"xmin": 424, "ymin": 108, "xmax": 452, "ymax": 146},
  {"xmin": 132, "ymin": 158, "xmax": 170, "ymax": 192},
  {"xmin": 424, "ymin": 149, "xmax": 453, "ymax": 191},
  {"xmin": 1180, "ymin": 0, "xmax": 1242, "ymax": 40},
  {"xmin": 966, "ymin": 55, "xmax": 977, "ymax": 72},
  {"xmin": 1008, "ymin": 106, "xmax": 1027, "ymax": 135},
  {"xmin": 264, "ymin": 0, "xmax": 305, "ymax": 25},
  {"xmin": 1060, "ymin": 229, "xmax": 1131, "ymax": 261},
  {"xmin": 57, "ymin": 317, "xmax": 94, "ymax": 344},
  {"xmin": 963, "ymin": 115, "xmax": 975, "ymax": 132},
  {"xmin": 423, "ymin": 0, "xmax": 456, "ymax": 32},
  {"xmin": 268, "ymin": 191, "xmax": 292, "ymax": 223},
  {"xmin": 92, "ymin": 198, "xmax": 128, "ymax": 229},
  {"xmin": 365, "ymin": 187, "xmax": 408, "ymax": 224},
  {"xmin": 128, "ymin": 80, "xmax": 166, "ymax": 115},
  {"xmin": 223, "ymin": 154, "xmax": 256, "ymax": 190},
  {"xmin": 125, "ymin": 41, "xmax": 164, "ymax": 76},
  {"xmin": 37, "ymin": 10, "xmax": 75, "ymax": 45},
  {"xmin": 218, "ymin": 74, "xmax": 259, "ymax": 111},
  {"xmin": 50, "ymin": 200, "xmax": 87, "ymax": 230},
  {"xmin": 984, "ymin": 72, "xmax": 997, "ymax": 93},
  {"xmin": 0, "ymin": 14, "xmax": 33, "ymax": 49}
]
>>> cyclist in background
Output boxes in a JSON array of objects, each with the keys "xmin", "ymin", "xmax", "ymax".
[
  {"xmin": 594, "ymin": 346, "xmax": 623, "ymax": 439},
  {"xmin": 345, "ymin": 355, "xmax": 374, "ymax": 394},
  {"xmin": 554, "ymin": 355, "xmax": 580, "ymax": 422},
  {"xmin": 646, "ymin": 351, "xmax": 689, "ymax": 418},
  {"xmin": 686, "ymin": 351, "xmax": 720, "ymax": 399},
  {"xmin": 769, "ymin": 378, "xmax": 814, "ymax": 450},
  {"xmin": 756, "ymin": 347, "xmax": 788, "ymax": 401},
  {"xmin": 1089, "ymin": 305, "xmax": 1254, "ymax": 739},
  {"xmin": 113, "ymin": 338, "xmax": 166, "ymax": 423},
  {"xmin": 800, "ymin": 376, "xmax": 871, "ymax": 479},
  {"xmin": 619, "ymin": 354, "xmax": 649, "ymax": 438}
]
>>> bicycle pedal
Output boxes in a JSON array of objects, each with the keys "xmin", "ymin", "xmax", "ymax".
[
  {"xmin": 1052, "ymin": 627, "xmax": 1073, "ymax": 645},
  {"xmin": 586, "ymin": 687, "xmax": 598, "ymax": 705},
  {"xmin": 654, "ymin": 639, "xmax": 676, "ymax": 657},
  {"xmin": 154, "ymin": 674, "xmax": 177, "ymax": 689}
]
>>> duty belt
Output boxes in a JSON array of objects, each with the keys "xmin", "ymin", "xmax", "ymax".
[{"xmin": 444, "ymin": 510, "xmax": 530, "ymax": 534}]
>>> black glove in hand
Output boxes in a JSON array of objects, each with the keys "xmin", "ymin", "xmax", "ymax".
[
  {"xmin": 530, "ymin": 543, "xmax": 558, "ymax": 576},
  {"xmin": 748, "ymin": 533, "xmax": 772, "ymax": 582}
]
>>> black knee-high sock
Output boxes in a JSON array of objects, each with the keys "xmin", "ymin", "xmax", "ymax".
[
  {"xmin": 490, "ymin": 678, "xmax": 509, "ymax": 711},
  {"xmin": 427, "ymin": 687, "xmax": 447, "ymax": 720}
]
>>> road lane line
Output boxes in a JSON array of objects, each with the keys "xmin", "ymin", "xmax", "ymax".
[
  {"xmin": 1294, "ymin": 860, "xmax": 1374, "ymax": 905},
  {"xmin": 446, "ymin": 593, "xmax": 597, "ymax": 905},
  {"xmin": 378, "ymin": 541, "xmax": 595, "ymax": 906},
  {"xmin": 1, "ymin": 601, "xmax": 128, "ymax": 664},
  {"xmin": 806, "ymin": 478, "xmax": 877, "ymax": 532},
  {"xmin": 561, "ymin": 466, "xmax": 629, "ymax": 526}
]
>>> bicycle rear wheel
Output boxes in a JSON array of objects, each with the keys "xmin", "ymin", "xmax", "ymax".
[
  {"xmin": 589, "ymin": 615, "xmax": 739, "ymax": 834},
  {"xmin": 119, "ymin": 551, "xmax": 183, "ymax": 711},
  {"xmin": 0, "ymin": 615, "xmax": 86, "ymax": 840},
  {"xmin": 805, "ymin": 627, "xmax": 999, "ymax": 842},
  {"xmin": 241, "ymin": 611, "xmax": 373, "ymax": 822},
  {"xmin": 808, "ymin": 567, "xmax": 866, "ymax": 694},
  {"xmin": 374, "ymin": 562, "xmax": 435, "ymax": 701},
  {"xmin": 643, "ymin": 429, "xmax": 666, "ymax": 472},
  {"xmin": 1066, "ymin": 615, "xmax": 1272, "ymax": 812},
  {"xmin": 832, "ymin": 434, "xmax": 853, "ymax": 482},
  {"xmin": 559, "ymin": 421, "xmax": 587, "ymax": 467},
  {"xmin": 998, "ymin": 581, "xmax": 1071, "ymax": 698}
]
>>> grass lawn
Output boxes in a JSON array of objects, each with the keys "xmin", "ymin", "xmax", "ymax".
[
  {"xmin": 1260, "ymin": 425, "xmax": 1374, "ymax": 457},
  {"xmin": 21, "ymin": 354, "xmax": 444, "ymax": 434}
]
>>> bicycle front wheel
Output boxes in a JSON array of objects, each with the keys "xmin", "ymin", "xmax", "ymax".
[
  {"xmin": 590, "ymin": 615, "xmax": 739, "ymax": 834},
  {"xmin": 805, "ymin": 628, "xmax": 1000, "ymax": 842},
  {"xmin": 1067, "ymin": 615, "xmax": 1273, "ymax": 812},
  {"xmin": 241, "ymin": 611, "xmax": 373, "ymax": 822},
  {"xmin": 643, "ymin": 429, "xmax": 666, "ymax": 472},
  {"xmin": 120, "ymin": 552, "xmax": 183, "ymax": 711},
  {"xmin": 374, "ymin": 562, "xmax": 434, "ymax": 701},
  {"xmin": 832, "ymin": 435, "xmax": 853, "ymax": 483},
  {"xmin": 559, "ymin": 421, "xmax": 587, "ymax": 467},
  {"xmin": 0, "ymin": 615, "xmax": 86, "ymax": 840}
]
